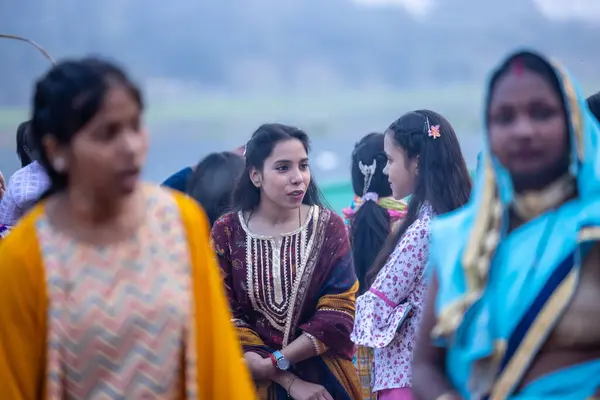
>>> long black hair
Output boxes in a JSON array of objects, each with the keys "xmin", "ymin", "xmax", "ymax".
[
  {"xmin": 30, "ymin": 57, "xmax": 142, "ymax": 198},
  {"xmin": 232, "ymin": 123, "xmax": 327, "ymax": 211},
  {"xmin": 366, "ymin": 110, "xmax": 472, "ymax": 287},
  {"xmin": 186, "ymin": 151, "xmax": 245, "ymax": 226},
  {"xmin": 349, "ymin": 133, "xmax": 392, "ymax": 294}
]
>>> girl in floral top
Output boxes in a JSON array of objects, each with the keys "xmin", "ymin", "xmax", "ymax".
[{"xmin": 351, "ymin": 110, "xmax": 472, "ymax": 400}]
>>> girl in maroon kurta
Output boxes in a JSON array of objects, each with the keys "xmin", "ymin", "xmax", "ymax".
[{"xmin": 212, "ymin": 123, "xmax": 361, "ymax": 400}]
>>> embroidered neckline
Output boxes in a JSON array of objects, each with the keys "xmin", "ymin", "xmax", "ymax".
[{"xmin": 238, "ymin": 206, "xmax": 316, "ymax": 240}]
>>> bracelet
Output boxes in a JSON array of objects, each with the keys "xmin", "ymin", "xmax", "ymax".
[
  {"xmin": 303, "ymin": 332, "xmax": 321, "ymax": 355},
  {"xmin": 286, "ymin": 377, "xmax": 297, "ymax": 394}
]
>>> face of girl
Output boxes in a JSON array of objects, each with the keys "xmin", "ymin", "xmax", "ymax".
[
  {"xmin": 383, "ymin": 131, "xmax": 417, "ymax": 200},
  {"xmin": 488, "ymin": 68, "xmax": 568, "ymax": 188},
  {"xmin": 50, "ymin": 85, "xmax": 148, "ymax": 199},
  {"xmin": 251, "ymin": 138, "xmax": 311, "ymax": 210}
]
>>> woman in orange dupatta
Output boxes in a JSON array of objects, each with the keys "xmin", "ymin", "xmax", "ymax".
[{"xmin": 0, "ymin": 57, "xmax": 255, "ymax": 399}]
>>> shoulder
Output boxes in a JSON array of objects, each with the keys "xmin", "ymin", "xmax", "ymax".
[
  {"xmin": 315, "ymin": 207, "xmax": 350, "ymax": 249},
  {"xmin": 162, "ymin": 166, "xmax": 193, "ymax": 191},
  {"xmin": 213, "ymin": 211, "xmax": 238, "ymax": 228},
  {"xmin": 163, "ymin": 186, "xmax": 208, "ymax": 226},
  {"xmin": 212, "ymin": 211, "xmax": 239, "ymax": 235},
  {"xmin": 318, "ymin": 207, "xmax": 345, "ymax": 232},
  {"xmin": 429, "ymin": 204, "xmax": 473, "ymax": 247},
  {"xmin": 403, "ymin": 206, "xmax": 434, "ymax": 239},
  {"xmin": 427, "ymin": 204, "xmax": 474, "ymax": 282},
  {"xmin": 6, "ymin": 165, "xmax": 28, "ymax": 187},
  {"xmin": 0, "ymin": 203, "xmax": 45, "ymax": 283},
  {"xmin": 145, "ymin": 184, "xmax": 212, "ymax": 242}
]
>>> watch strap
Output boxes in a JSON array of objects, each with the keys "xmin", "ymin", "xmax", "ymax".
[
  {"xmin": 273, "ymin": 350, "xmax": 284, "ymax": 361},
  {"xmin": 269, "ymin": 353, "xmax": 277, "ymax": 367}
]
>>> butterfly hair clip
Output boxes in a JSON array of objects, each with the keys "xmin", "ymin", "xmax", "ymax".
[{"xmin": 425, "ymin": 117, "xmax": 441, "ymax": 139}]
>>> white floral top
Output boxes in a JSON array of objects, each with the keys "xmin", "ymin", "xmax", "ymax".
[{"xmin": 351, "ymin": 202, "xmax": 433, "ymax": 392}]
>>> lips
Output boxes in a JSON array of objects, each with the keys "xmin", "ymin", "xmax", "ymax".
[
  {"xmin": 288, "ymin": 190, "xmax": 304, "ymax": 197},
  {"xmin": 119, "ymin": 167, "xmax": 141, "ymax": 179}
]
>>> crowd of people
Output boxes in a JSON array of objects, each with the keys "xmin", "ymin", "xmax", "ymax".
[{"xmin": 0, "ymin": 48, "xmax": 599, "ymax": 400}]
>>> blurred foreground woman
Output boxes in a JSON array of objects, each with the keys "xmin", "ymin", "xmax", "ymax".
[
  {"xmin": 0, "ymin": 58, "xmax": 255, "ymax": 399},
  {"xmin": 413, "ymin": 50, "xmax": 600, "ymax": 399}
]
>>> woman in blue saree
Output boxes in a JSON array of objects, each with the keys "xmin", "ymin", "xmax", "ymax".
[{"xmin": 412, "ymin": 50, "xmax": 600, "ymax": 400}]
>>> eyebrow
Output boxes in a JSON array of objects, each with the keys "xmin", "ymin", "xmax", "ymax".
[{"xmin": 274, "ymin": 157, "xmax": 309, "ymax": 163}]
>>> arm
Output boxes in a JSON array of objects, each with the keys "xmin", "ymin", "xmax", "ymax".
[
  {"xmin": 352, "ymin": 221, "xmax": 429, "ymax": 348},
  {"xmin": 0, "ymin": 215, "xmax": 47, "ymax": 399},
  {"xmin": 280, "ymin": 332, "xmax": 326, "ymax": 364},
  {"xmin": 412, "ymin": 272, "xmax": 462, "ymax": 400}
]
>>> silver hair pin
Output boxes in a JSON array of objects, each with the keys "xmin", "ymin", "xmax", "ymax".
[{"xmin": 358, "ymin": 160, "xmax": 377, "ymax": 195}]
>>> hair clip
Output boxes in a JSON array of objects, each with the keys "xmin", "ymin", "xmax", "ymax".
[
  {"xmin": 363, "ymin": 192, "xmax": 379, "ymax": 203},
  {"xmin": 425, "ymin": 117, "xmax": 441, "ymax": 139},
  {"xmin": 358, "ymin": 160, "xmax": 377, "ymax": 194}
]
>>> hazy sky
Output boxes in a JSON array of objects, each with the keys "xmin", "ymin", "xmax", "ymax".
[{"xmin": 353, "ymin": 0, "xmax": 600, "ymax": 20}]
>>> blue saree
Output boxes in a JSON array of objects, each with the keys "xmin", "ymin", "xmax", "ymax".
[{"xmin": 428, "ymin": 50, "xmax": 600, "ymax": 400}]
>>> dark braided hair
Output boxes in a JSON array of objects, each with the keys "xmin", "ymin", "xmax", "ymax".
[
  {"xmin": 366, "ymin": 110, "xmax": 472, "ymax": 287},
  {"xmin": 349, "ymin": 133, "xmax": 392, "ymax": 294},
  {"xmin": 31, "ymin": 57, "xmax": 143, "ymax": 199}
]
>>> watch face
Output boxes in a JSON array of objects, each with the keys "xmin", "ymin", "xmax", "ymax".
[{"xmin": 277, "ymin": 357, "xmax": 291, "ymax": 370}]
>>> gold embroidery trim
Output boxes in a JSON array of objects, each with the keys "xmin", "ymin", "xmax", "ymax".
[{"xmin": 282, "ymin": 206, "xmax": 321, "ymax": 346}]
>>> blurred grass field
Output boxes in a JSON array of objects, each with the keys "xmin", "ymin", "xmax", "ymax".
[{"xmin": 0, "ymin": 85, "xmax": 485, "ymax": 142}]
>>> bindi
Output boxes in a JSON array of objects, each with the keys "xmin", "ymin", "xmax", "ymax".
[{"xmin": 510, "ymin": 58, "xmax": 525, "ymax": 77}]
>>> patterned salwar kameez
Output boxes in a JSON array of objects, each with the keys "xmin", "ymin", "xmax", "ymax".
[{"xmin": 212, "ymin": 206, "xmax": 362, "ymax": 399}]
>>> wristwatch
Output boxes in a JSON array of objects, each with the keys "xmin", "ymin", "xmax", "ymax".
[{"xmin": 270, "ymin": 350, "xmax": 291, "ymax": 371}]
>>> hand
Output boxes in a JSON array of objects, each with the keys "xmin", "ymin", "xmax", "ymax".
[
  {"xmin": 288, "ymin": 379, "xmax": 333, "ymax": 400},
  {"xmin": 244, "ymin": 352, "xmax": 276, "ymax": 380}
]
